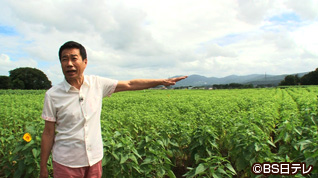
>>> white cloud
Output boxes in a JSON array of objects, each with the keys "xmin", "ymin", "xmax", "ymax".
[
  {"xmin": 236, "ymin": 0, "xmax": 274, "ymax": 24},
  {"xmin": 44, "ymin": 64, "xmax": 64, "ymax": 85},
  {"xmin": 292, "ymin": 22, "xmax": 318, "ymax": 52},
  {"xmin": 1, "ymin": 0, "xmax": 318, "ymax": 85},
  {"xmin": 205, "ymin": 44, "xmax": 238, "ymax": 58},
  {"xmin": 284, "ymin": 0, "xmax": 318, "ymax": 20},
  {"xmin": 1, "ymin": 54, "xmax": 10, "ymax": 64},
  {"xmin": 0, "ymin": 54, "xmax": 38, "ymax": 76}
]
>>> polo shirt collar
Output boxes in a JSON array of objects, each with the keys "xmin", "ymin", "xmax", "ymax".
[
  {"xmin": 83, "ymin": 76, "xmax": 90, "ymax": 87},
  {"xmin": 63, "ymin": 75, "xmax": 90, "ymax": 92}
]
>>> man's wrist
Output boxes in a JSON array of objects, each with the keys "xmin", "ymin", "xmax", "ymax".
[
  {"xmin": 159, "ymin": 79, "xmax": 166, "ymax": 85},
  {"xmin": 40, "ymin": 160, "xmax": 48, "ymax": 168}
]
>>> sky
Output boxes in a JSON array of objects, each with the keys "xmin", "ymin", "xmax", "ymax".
[{"xmin": 1, "ymin": 0, "xmax": 318, "ymax": 85}]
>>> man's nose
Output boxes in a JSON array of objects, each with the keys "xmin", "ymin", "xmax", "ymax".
[{"xmin": 66, "ymin": 59, "xmax": 73, "ymax": 67}]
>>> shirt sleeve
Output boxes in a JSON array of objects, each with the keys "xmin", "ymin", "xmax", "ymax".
[
  {"xmin": 41, "ymin": 93, "xmax": 57, "ymax": 122},
  {"xmin": 98, "ymin": 76, "xmax": 118, "ymax": 98}
]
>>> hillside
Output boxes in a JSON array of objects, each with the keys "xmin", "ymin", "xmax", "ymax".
[{"xmin": 172, "ymin": 72, "xmax": 308, "ymax": 87}]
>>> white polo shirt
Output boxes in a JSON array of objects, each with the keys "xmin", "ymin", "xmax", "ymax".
[{"xmin": 42, "ymin": 75, "xmax": 118, "ymax": 167}]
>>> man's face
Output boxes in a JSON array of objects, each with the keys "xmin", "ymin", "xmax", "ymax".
[{"xmin": 60, "ymin": 48, "xmax": 87, "ymax": 82}]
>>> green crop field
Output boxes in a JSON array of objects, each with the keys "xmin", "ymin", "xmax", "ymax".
[{"xmin": 0, "ymin": 87, "xmax": 317, "ymax": 178}]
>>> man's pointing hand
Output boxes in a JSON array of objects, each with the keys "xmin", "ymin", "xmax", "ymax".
[{"xmin": 163, "ymin": 76, "xmax": 188, "ymax": 86}]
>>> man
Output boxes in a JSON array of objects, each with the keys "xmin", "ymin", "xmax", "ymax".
[{"xmin": 40, "ymin": 41, "xmax": 187, "ymax": 178}]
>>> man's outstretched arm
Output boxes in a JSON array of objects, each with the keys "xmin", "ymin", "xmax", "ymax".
[{"xmin": 114, "ymin": 76, "xmax": 187, "ymax": 93}]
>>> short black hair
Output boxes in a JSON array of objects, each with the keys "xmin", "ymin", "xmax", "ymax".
[{"xmin": 58, "ymin": 41, "xmax": 87, "ymax": 61}]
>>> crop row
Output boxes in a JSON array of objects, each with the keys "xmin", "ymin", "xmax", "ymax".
[{"xmin": 0, "ymin": 87, "xmax": 317, "ymax": 177}]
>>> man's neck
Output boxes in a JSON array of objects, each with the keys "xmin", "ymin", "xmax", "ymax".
[{"xmin": 66, "ymin": 75, "xmax": 84, "ymax": 90}]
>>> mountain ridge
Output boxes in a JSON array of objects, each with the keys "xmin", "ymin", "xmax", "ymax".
[{"xmin": 172, "ymin": 72, "xmax": 308, "ymax": 87}]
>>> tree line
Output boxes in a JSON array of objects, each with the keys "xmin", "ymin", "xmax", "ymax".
[
  {"xmin": 279, "ymin": 68, "xmax": 318, "ymax": 86},
  {"xmin": 1, "ymin": 67, "xmax": 317, "ymax": 90},
  {"xmin": 0, "ymin": 67, "xmax": 52, "ymax": 89}
]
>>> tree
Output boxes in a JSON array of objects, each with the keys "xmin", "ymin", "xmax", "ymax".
[
  {"xmin": 9, "ymin": 67, "xmax": 52, "ymax": 89},
  {"xmin": 279, "ymin": 75, "xmax": 300, "ymax": 86},
  {"xmin": 300, "ymin": 68, "xmax": 318, "ymax": 85},
  {"xmin": 0, "ymin": 76, "xmax": 12, "ymax": 89}
]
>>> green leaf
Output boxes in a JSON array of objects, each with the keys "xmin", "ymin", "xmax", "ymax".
[
  {"xmin": 22, "ymin": 140, "xmax": 35, "ymax": 151},
  {"xmin": 294, "ymin": 128, "xmax": 302, "ymax": 135},
  {"xmin": 102, "ymin": 156, "xmax": 107, "ymax": 166},
  {"xmin": 169, "ymin": 140, "xmax": 179, "ymax": 147},
  {"xmin": 225, "ymin": 163, "xmax": 236, "ymax": 175},
  {"xmin": 13, "ymin": 144, "xmax": 24, "ymax": 154},
  {"xmin": 195, "ymin": 163, "xmax": 207, "ymax": 176},
  {"xmin": 183, "ymin": 168, "xmax": 195, "ymax": 178},
  {"xmin": 194, "ymin": 153, "xmax": 201, "ymax": 163},
  {"xmin": 132, "ymin": 165, "xmax": 142, "ymax": 173},
  {"xmin": 27, "ymin": 166, "xmax": 34, "ymax": 174},
  {"xmin": 254, "ymin": 142, "xmax": 261, "ymax": 151},
  {"xmin": 267, "ymin": 140, "xmax": 276, "ymax": 147},
  {"xmin": 157, "ymin": 168, "xmax": 166, "ymax": 177},
  {"xmin": 141, "ymin": 157, "xmax": 153, "ymax": 165},
  {"xmin": 158, "ymin": 140, "xmax": 164, "ymax": 147},
  {"xmin": 217, "ymin": 167, "xmax": 227, "ymax": 175},
  {"xmin": 7, "ymin": 135, "xmax": 15, "ymax": 141},
  {"xmin": 115, "ymin": 143, "xmax": 123, "ymax": 148},
  {"xmin": 32, "ymin": 148, "xmax": 39, "ymax": 158},
  {"xmin": 145, "ymin": 136, "xmax": 150, "ymax": 142},
  {"xmin": 120, "ymin": 154, "xmax": 129, "ymax": 164},
  {"xmin": 167, "ymin": 170, "xmax": 176, "ymax": 178},
  {"xmin": 114, "ymin": 131, "xmax": 121, "ymax": 138},
  {"xmin": 111, "ymin": 152, "xmax": 119, "ymax": 160},
  {"xmin": 311, "ymin": 116, "xmax": 317, "ymax": 126},
  {"xmin": 129, "ymin": 155, "xmax": 138, "ymax": 164},
  {"xmin": 212, "ymin": 173, "xmax": 220, "ymax": 178},
  {"xmin": 26, "ymin": 125, "xmax": 35, "ymax": 134},
  {"xmin": 131, "ymin": 148, "xmax": 142, "ymax": 159},
  {"xmin": 298, "ymin": 140, "xmax": 312, "ymax": 151},
  {"xmin": 284, "ymin": 132, "xmax": 290, "ymax": 142}
]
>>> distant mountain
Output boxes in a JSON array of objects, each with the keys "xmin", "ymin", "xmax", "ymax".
[{"xmin": 172, "ymin": 72, "xmax": 308, "ymax": 87}]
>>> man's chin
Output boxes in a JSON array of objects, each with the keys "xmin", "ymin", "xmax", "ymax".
[{"xmin": 65, "ymin": 75, "xmax": 78, "ymax": 81}]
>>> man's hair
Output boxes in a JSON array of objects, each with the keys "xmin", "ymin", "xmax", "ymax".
[{"xmin": 58, "ymin": 41, "xmax": 87, "ymax": 61}]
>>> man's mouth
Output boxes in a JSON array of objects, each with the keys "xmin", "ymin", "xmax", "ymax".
[{"xmin": 66, "ymin": 70, "xmax": 76, "ymax": 74}]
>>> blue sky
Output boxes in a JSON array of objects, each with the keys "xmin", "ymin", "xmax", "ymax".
[
  {"xmin": 269, "ymin": 12, "xmax": 301, "ymax": 23},
  {"xmin": 0, "ymin": 25, "xmax": 18, "ymax": 36},
  {"xmin": 1, "ymin": 0, "xmax": 318, "ymax": 85}
]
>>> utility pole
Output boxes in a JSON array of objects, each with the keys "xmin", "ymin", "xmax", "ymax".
[{"xmin": 265, "ymin": 72, "xmax": 267, "ymax": 80}]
